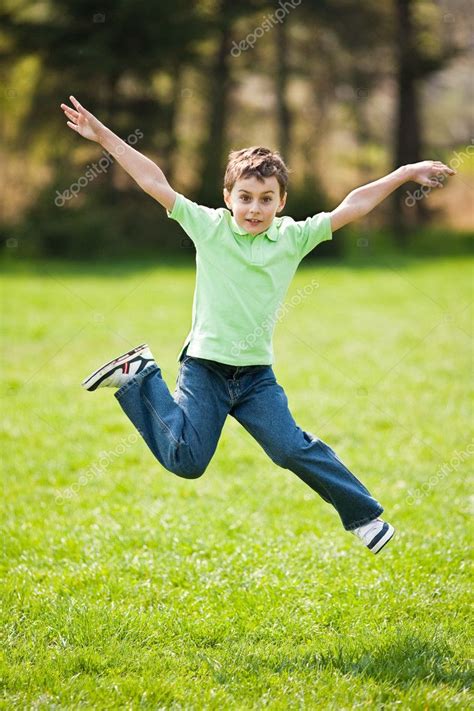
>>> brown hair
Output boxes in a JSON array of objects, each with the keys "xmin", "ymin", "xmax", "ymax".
[{"xmin": 224, "ymin": 146, "xmax": 289, "ymax": 198}]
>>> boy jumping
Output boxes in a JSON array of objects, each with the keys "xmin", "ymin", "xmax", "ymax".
[{"xmin": 61, "ymin": 95, "xmax": 455, "ymax": 554}]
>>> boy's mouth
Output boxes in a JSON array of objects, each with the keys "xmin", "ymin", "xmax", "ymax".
[{"xmin": 246, "ymin": 219, "xmax": 262, "ymax": 227}]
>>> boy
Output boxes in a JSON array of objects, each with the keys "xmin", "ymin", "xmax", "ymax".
[{"xmin": 61, "ymin": 95, "xmax": 455, "ymax": 554}]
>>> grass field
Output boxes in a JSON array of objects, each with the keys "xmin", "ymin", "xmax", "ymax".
[{"xmin": 1, "ymin": 255, "xmax": 473, "ymax": 709}]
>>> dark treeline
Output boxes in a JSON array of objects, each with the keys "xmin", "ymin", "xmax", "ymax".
[{"xmin": 0, "ymin": 0, "xmax": 471, "ymax": 258}]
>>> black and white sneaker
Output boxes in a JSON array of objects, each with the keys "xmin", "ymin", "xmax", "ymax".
[
  {"xmin": 352, "ymin": 518, "xmax": 395, "ymax": 554},
  {"xmin": 82, "ymin": 343, "xmax": 155, "ymax": 391}
]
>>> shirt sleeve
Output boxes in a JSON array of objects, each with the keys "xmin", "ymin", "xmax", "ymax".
[
  {"xmin": 294, "ymin": 212, "xmax": 332, "ymax": 260},
  {"xmin": 167, "ymin": 193, "xmax": 225, "ymax": 246}
]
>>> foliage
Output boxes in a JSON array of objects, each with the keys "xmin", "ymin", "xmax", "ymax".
[{"xmin": 0, "ymin": 0, "xmax": 471, "ymax": 255}]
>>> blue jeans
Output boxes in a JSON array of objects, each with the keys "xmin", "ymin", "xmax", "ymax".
[{"xmin": 115, "ymin": 350, "xmax": 383, "ymax": 530}]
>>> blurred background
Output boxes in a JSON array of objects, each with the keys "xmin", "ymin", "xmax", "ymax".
[{"xmin": 0, "ymin": 0, "xmax": 472, "ymax": 260}]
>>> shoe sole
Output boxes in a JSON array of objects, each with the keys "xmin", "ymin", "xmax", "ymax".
[
  {"xmin": 371, "ymin": 524, "xmax": 395, "ymax": 554},
  {"xmin": 82, "ymin": 343, "xmax": 149, "ymax": 391}
]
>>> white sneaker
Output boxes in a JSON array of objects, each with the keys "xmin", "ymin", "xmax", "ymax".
[
  {"xmin": 352, "ymin": 518, "xmax": 395, "ymax": 554},
  {"xmin": 81, "ymin": 343, "xmax": 155, "ymax": 391}
]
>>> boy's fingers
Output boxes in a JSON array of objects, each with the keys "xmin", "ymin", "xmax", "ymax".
[
  {"xmin": 66, "ymin": 121, "xmax": 79, "ymax": 132},
  {"xmin": 434, "ymin": 167, "xmax": 455, "ymax": 177},
  {"xmin": 61, "ymin": 103, "xmax": 79, "ymax": 118},
  {"xmin": 433, "ymin": 162, "xmax": 455, "ymax": 175},
  {"xmin": 63, "ymin": 107, "xmax": 79, "ymax": 121},
  {"xmin": 69, "ymin": 95, "xmax": 88, "ymax": 115}
]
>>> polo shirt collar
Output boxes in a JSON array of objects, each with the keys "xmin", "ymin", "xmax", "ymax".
[{"xmin": 230, "ymin": 215, "xmax": 278, "ymax": 241}]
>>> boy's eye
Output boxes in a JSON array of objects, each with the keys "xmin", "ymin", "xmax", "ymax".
[{"xmin": 239, "ymin": 195, "xmax": 272, "ymax": 203}]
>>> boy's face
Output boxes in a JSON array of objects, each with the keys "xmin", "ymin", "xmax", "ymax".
[{"xmin": 223, "ymin": 176, "xmax": 287, "ymax": 236}]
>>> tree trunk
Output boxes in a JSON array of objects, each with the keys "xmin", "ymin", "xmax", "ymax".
[
  {"xmin": 161, "ymin": 59, "xmax": 183, "ymax": 185},
  {"xmin": 275, "ymin": 19, "xmax": 291, "ymax": 160},
  {"xmin": 392, "ymin": 0, "xmax": 428, "ymax": 240},
  {"xmin": 197, "ymin": 3, "xmax": 233, "ymax": 206}
]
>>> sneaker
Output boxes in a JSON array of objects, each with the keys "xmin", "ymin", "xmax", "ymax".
[
  {"xmin": 82, "ymin": 343, "xmax": 155, "ymax": 391},
  {"xmin": 351, "ymin": 518, "xmax": 395, "ymax": 554}
]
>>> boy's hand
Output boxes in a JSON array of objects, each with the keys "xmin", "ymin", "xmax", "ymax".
[
  {"xmin": 330, "ymin": 160, "xmax": 456, "ymax": 232},
  {"xmin": 408, "ymin": 160, "xmax": 456, "ymax": 188},
  {"xmin": 60, "ymin": 96, "xmax": 103, "ymax": 143}
]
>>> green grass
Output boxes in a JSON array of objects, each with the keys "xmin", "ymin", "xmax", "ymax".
[{"xmin": 1, "ymin": 255, "xmax": 473, "ymax": 709}]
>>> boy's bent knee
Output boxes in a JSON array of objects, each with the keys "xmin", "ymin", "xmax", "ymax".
[
  {"xmin": 269, "ymin": 431, "xmax": 319, "ymax": 469},
  {"xmin": 269, "ymin": 441, "xmax": 307, "ymax": 469},
  {"xmin": 156, "ymin": 443, "xmax": 211, "ymax": 479},
  {"xmin": 268, "ymin": 448, "xmax": 292, "ymax": 469},
  {"xmin": 168, "ymin": 460, "xmax": 207, "ymax": 479}
]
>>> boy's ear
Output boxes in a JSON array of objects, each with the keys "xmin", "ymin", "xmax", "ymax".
[
  {"xmin": 277, "ymin": 192, "xmax": 287, "ymax": 213},
  {"xmin": 223, "ymin": 188, "xmax": 232, "ymax": 209}
]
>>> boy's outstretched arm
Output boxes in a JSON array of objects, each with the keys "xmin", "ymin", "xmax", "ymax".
[
  {"xmin": 60, "ymin": 96, "xmax": 177, "ymax": 212},
  {"xmin": 329, "ymin": 161, "xmax": 456, "ymax": 232}
]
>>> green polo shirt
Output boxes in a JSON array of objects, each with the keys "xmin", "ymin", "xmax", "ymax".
[{"xmin": 167, "ymin": 193, "xmax": 332, "ymax": 365}]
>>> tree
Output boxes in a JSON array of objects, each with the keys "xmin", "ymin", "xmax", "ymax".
[
  {"xmin": 0, "ymin": 0, "xmax": 210, "ymax": 255},
  {"xmin": 275, "ymin": 19, "xmax": 291, "ymax": 160},
  {"xmin": 196, "ymin": 0, "xmax": 235, "ymax": 206},
  {"xmin": 392, "ymin": 0, "xmax": 462, "ymax": 236}
]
